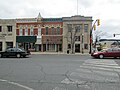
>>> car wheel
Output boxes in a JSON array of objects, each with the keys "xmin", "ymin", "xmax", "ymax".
[
  {"xmin": 99, "ymin": 54, "xmax": 104, "ymax": 59},
  {"xmin": 16, "ymin": 54, "xmax": 21, "ymax": 58}
]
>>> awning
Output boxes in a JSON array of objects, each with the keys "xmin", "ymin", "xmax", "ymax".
[{"xmin": 16, "ymin": 36, "xmax": 37, "ymax": 43}]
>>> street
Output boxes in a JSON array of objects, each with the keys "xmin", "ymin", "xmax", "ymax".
[{"xmin": 0, "ymin": 54, "xmax": 120, "ymax": 90}]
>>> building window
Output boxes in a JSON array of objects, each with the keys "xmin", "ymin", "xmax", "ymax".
[
  {"xmin": 79, "ymin": 24, "xmax": 82, "ymax": 31},
  {"xmin": 75, "ymin": 36, "xmax": 80, "ymax": 41},
  {"xmin": 46, "ymin": 27, "xmax": 48, "ymax": 35},
  {"xmin": 57, "ymin": 27, "xmax": 60, "ymax": 35},
  {"xmin": 51, "ymin": 27, "xmax": 54, "ymax": 35},
  {"xmin": 84, "ymin": 24, "xmax": 88, "ymax": 32},
  {"xmin": 75, "ymin": 24, "xmax": 82, "ymax": 32},
  {"xmin": 38, "ymin": 28, "xmax": 41, "ymax": 36},
  {"xmin": 7, "ymin": 26, "xmax": 12, "ymax": 32},
  {"xmin": 25, "ymin": 26, "xmax": 28, "ymax": 36},
  {"xmin": 84, "ymin": 44, "xmax": 88, "ymax": 49},
  {"xmin": 0, "ymin": 26, "xmax": 2, "ymax": 32},
  {"xmin": 68, "ymin": 44, "xmax": 71, "ymax": 49},
  {"xmin": 68, "ymin": 24, "xmax": 72, "ymax": 32},
  {"xmin": 30, "ymin": 27, "xmax": 34, "ymax": 36},
  {"xmin": 19, "ymin": 27, "xmax": 22, "ymax": 36}
]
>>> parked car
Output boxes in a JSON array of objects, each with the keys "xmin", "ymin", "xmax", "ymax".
[
  {"xmin": 0, "ymin": 48, "xmax": 31, "ymax": 58},
  {"xmin": 91, "ymin": 48, "xmax": 120, "ymax": 59}
]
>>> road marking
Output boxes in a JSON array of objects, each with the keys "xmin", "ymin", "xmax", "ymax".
[
  {"xmin": 0, "ymin": 79, "xmax": 34, "ymax": 90},
  {"xmin": 53, "ymin": 59, "xmax": 120, "ymax": 90}
]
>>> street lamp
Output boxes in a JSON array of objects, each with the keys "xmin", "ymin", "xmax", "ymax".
[{"xmin": 89, "ymin": 19, "xmax": 100, "ymax": 54}]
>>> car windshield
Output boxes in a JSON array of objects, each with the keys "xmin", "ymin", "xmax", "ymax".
[
  {"xmin": 100, "ymin": 49, "xmax": 107, "ymax": 52},
  {"xmin": 17, "ymin": 48, "xmax": 24, "ymax": 51}
]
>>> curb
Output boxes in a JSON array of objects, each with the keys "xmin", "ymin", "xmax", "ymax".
[{"xmin": 30, "ymin": 52, "xmax": 90, "ymax": 55}]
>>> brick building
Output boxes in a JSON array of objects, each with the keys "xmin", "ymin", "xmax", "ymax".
[
  {"xmin": 16, "ymin": 13, "xmax": 63, "ymax": 52},
  {"xmin": 42, "ymin": 18, "xmax": 63, "ymax": 52}
]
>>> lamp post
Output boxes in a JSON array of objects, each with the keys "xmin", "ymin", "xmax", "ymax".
[{"xmin": 89, "ymin": 19, "xmax": 100, "ymax": 54}]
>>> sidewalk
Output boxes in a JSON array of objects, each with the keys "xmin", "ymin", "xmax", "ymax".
[{"xmin": 30, "ymin": 51, "xmax": 90, "ymax": 55}]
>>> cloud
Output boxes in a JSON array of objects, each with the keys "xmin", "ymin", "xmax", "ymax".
[
  {"xmin": 0, "ymin": 0, "xmax": 120, "ymax": 37},
  {"xmin": 79, "ymin": 0, "xmax": 96, "ymax": 8},
  {"xmin": 0, "ymin": 0, "xmax": 77, "ymax": 18}
]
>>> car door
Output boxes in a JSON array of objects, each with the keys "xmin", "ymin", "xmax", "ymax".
[
  {"xmin": 8, "ymin": 48, "xmax": 15, "ymax": 56},
  {"xmin": 118, "ymin": 49, "xmax": 120, "ymax": 57},
  {"xmin": 4, "ymin": 48, "xmax": 12, "ymax": 56},
  {"xmin": 114, "ymin": 48, "xmax": 120, "ymax": 57},
  {"xmin": 104, "ymin": 49, "xmax": 114, "ymax": 57}
]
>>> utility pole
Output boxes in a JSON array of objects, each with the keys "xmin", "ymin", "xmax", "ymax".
[{"xmin": 89, "ymin": 19, "xmax": 100, "ymax": 54}]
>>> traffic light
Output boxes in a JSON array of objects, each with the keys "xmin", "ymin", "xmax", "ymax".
[
  {"xmin": 114, "ymin": 34, "xmax": 115, "ymax": 37},
  {"xmin": 93, "ymin": 25, "xmax": 96, "ymax": 30},
  {"xmin": 97, "ymin": 19, "xmax": 100, "ymax": 26}
]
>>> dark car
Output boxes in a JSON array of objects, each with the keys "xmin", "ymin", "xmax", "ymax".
[
  {"xmin": 91, "ymin": 48, "xmax": 120, "ymax": 59},
  {"xmin": 0, "ymin": 48, "xmax": 30, "ymax": 58}
]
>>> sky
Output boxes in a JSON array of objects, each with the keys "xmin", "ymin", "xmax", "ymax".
[{"xmin": 0, "ymin": 0, "xmax": 120, "ymax": 38}]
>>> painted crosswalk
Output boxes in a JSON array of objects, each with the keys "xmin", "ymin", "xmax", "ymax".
[{"xmin": 53, "ymin": 59, "xmax": 120, "ymax": 90}]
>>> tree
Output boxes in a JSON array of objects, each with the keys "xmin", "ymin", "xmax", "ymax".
[
  {"xmin": 93, "ymin": 30, "xmax": 109, "ymax": 47},
  {"xmin": 65, "ymin": 24, "xmax": 80, "ymax": 54}
]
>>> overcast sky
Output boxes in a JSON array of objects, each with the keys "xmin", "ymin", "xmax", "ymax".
[{"xmin": 0, "ymin": 0, "xmax": 120, "ymax": 38}]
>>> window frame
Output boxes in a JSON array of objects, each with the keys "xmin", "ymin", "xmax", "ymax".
[
  {"xmin": 7, "ymin": 26, "xmax": 12, "ymax": 32},
  {"xmin": 19, "ymin": 26, "xmax": 23, "ymax": 36},
  {"xmin": 30, "ymin": 27, "xmax": 34, "ymax": 36},
  {"xmin": 84, "ymin": 24, "xmax": 89, "ymax": 32},
  {"xmin": 51, "ymin": 27, "xmax": 54, "ymax": 35},
  {"xmin": 46, "ymin": 27, "xmax": 49, "ymax": 35},
  {"xmin": 57, "ymin": 27, "xmax": 60, "ymax": 35},
  {"xmin": 68, "ymin": 24, "xmax": 72, "ymax": 32},
  {"xmin": 25, "ymin": 26, "xmax": 28, "ymax": 36},
  {"xmin": 75, "ymin": 36, "xmax": 80, "ymax": 41}
]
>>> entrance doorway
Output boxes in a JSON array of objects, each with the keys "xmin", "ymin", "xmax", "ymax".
[{"xmin": 75, "ymin": 44, "xmax": 80, "ymax": 53}]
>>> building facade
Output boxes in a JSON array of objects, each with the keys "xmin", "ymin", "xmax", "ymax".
[
  {"xmin": 0, "ymin": 14, "xmax": 92, "ymax": 53},
  {"xmin": 63, "ymin": 15, "xmax": 92, "ymax": 53},
  {"xmin": 0, "ymin": 19, "xmax": 16, "ymax": 51},
  {"xmin": 16, "ymin": 14, "xmax": 41, "ymax": 51},
  {"xmin": 42, "ymin": 18, "xmax": 63, "ymax": 52},
  {"xmin": 16, "ymin": 13, "xmax": 63, "ymax": 52}
]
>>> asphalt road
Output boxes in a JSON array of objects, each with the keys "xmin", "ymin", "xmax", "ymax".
[{"xmin": 0, "ymin": 54, "xmax": 120, "ymax": 90}]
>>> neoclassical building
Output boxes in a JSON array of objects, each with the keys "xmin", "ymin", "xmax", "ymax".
[
  {"xmin": 63, "ymin": 15, "xmax": 92, "ymax": 53},
  {"xmin": 0, "ymin": 19, "xmax": 16, "ymax": 51}
]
